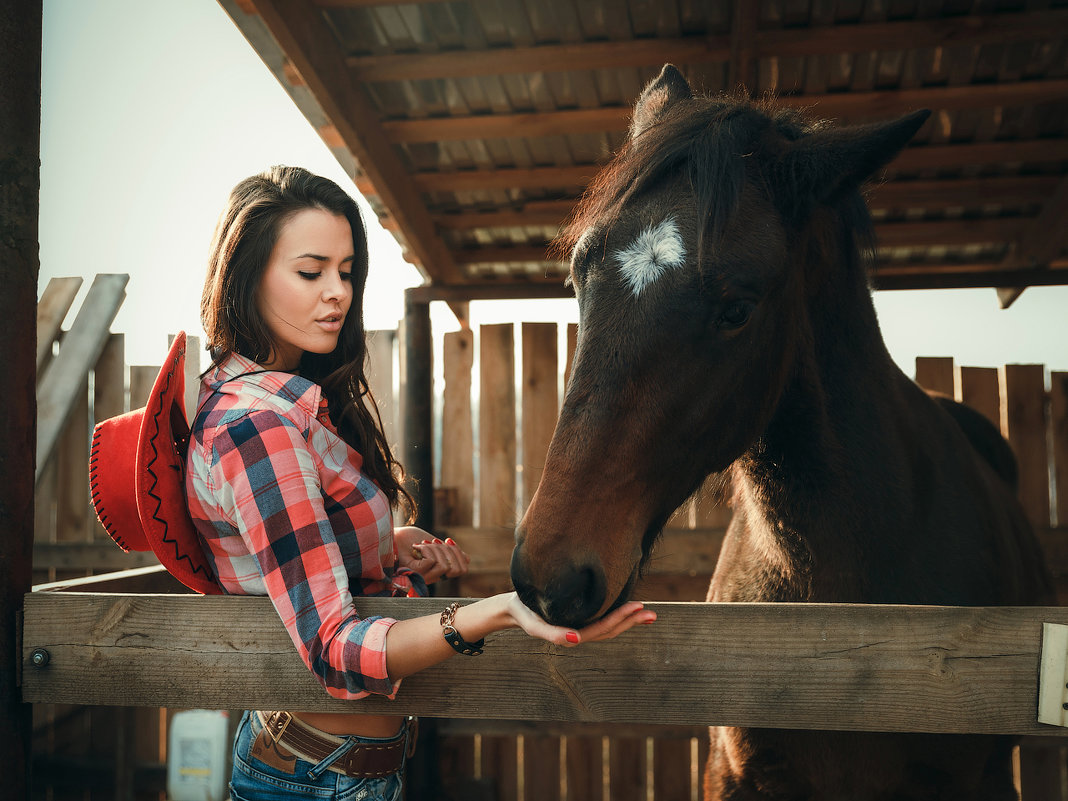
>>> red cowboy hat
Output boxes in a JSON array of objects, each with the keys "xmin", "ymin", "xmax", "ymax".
[{"xmin": 89, "ymin": 332, "xmax": 221, "ymax": 594}]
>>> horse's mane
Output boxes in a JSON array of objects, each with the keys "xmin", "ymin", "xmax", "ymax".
[{"xmin": 556, "ymin": 92, "xmax": 879, "ymax": 282}]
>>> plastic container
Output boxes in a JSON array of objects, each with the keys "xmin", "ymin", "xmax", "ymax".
[{"xmin": 166, "ymin": 709, "xmax": 230, "ymax": 801}]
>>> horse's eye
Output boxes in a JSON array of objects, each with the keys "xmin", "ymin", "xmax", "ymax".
[{"xmin": 719, "ymin": 301, "xmax": 754, "ymax": 329}]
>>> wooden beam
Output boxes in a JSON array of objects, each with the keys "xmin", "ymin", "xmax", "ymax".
[
  {"xmin": 445, "ymin": 220, "xmax": 1027, "ymax": 266},
  {"xmin": 427, "ymin": 177, "xmax": 1060, "ymax": 232},
  {"xmin": 996, "ymin": 175, "xmax": 1068, "ymax": 308},
  {"xmin": 342, "ymin": 10, "xmax": 1067, "ymax": 82},
  {"xmin": 245, "ymin": 0, "xmax": 463, "ymax": 284},
  {"xmin": 35, "ymin": 277, "xmax": 82, "ymax": 373},
  {"xmin": 350, "ymin": 38, "xmax": 731, "ymax": 83},
  {"xmin": 388, "ymin": 141, "xmax": 1068, "ymax": 199},
  {"xmin": 873, "ymin": 263, "xmax": 1068, "ymax": 291},
  {"xmin": 381, "ymin": 80, "xmax": 1068, "ymax": 143},
  {"xmin": 21, "ymin": 593, "xmax": 1068, "ymax": 736}
]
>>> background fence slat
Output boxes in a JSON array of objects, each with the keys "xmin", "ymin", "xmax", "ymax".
[
  {"xmin": 565, "ymin": 735, "xmax": 603, "ymax": 801},
  {"xmin": 365, "ymin": 329, "xmax": 397, "ymax": 451},
  {"xmin": 609, "ymin": 736, "xmax": 646, "ymax": 801},
  {"xmin": 1005, "ymin": 364, "xmax": 1051, "ymax": 528},
  {"xmin": 35, "ymin": 276, "xmax": 82, "ymax": 372},
  {"xmin": 1052, "ymin": 371, "xmax": 1067, "ymax": 529},
  {"xmin": 960, "ymin": 365, "xmax": 1002, "ymax": 430},
  {"xmin": 441, "ymin": 330, "xmax": 474, "ymax": 527},
  {"xmin": 479, "ymin": 323, "xmax": 516, "ymax": 529},
  {"xmin": 653, "ymin": 734, "xmax": 693, "ymax": 801},
  {"xmin": 523, "ymin": 734, "xmax": 561, "ymax": 801},
  {"xmin": 521, "ymin": 322, "xmax": 558, "ymax": 510},
  {"xmin": 915, "ymin": 356, "xmax": 955, "ymax": 397}
]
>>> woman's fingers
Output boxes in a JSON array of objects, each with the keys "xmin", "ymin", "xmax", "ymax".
[{"xmin": 408, "ymin": 540, "xmax": 470, "ymax": 580}]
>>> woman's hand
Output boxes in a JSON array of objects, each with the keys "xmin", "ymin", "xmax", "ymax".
[
  {"xmin": 394, "ymin": 526, "xmax": 470, "ymax": 584},
  {"xmin": 503, "ymin": 592, "xmax": 656, "ymax": 646}
]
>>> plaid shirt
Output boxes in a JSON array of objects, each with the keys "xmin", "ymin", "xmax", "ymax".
[{"xmin": 185, "ymin": 352, "xmax": 425, "ymax": 700}]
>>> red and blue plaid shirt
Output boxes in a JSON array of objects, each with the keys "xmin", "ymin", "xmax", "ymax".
[{"xmin": 185, "ymin": 352, "xmax": 425, "ymax": 700}]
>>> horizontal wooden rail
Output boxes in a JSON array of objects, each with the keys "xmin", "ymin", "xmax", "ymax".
[
  {"xmin": 19, "ymin": 591, "xmax": 1068, "ymax": 737},
  {"xmin": 33, "ymin": 526, "xmax": 1068, "ymax": 577}
]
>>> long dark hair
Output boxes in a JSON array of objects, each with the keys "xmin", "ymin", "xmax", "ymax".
[{"xmin": 201, "ymin": 165, "xmax": 414, "ymax": 519}]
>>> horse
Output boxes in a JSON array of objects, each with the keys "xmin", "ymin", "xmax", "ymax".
[{"xmin": 509, "ymin": 65, "xmax": 1054, "ymax": 800}]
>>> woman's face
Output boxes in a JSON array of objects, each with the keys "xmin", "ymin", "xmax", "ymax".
[{"xmin": 256, "ymin": 208, "xmax": 355, "ymax": 370}]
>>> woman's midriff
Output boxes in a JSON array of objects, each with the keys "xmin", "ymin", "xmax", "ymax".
[{"xmin": 295, "ymin": 711, "xmax": 405, "ymax": 739}]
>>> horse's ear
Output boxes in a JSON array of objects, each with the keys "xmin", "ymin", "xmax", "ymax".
[
  {"xmin": 784, "ymin": 109, "xmax": 931, "ymax": 201},
  {"xmin": 630, "ymin": 64, "xmax": 693, "ymax": 140}
]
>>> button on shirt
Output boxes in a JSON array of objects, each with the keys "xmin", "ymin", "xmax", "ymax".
[{"xmin": 185, "ymin": 352, "xmax": 425, "ymax": 700}]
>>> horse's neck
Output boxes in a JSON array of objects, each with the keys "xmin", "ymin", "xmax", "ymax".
[{"xmin": 732, "ymin": 272, "xmax": 911, "ymax": 594}]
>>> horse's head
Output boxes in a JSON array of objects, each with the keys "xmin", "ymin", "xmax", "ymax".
[{"xmin": 510, "ymin": 65, "xmax": 929, "ymax": 628}]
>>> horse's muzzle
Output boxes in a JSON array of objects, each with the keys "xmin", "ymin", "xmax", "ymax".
[{"xmin": 510, "ymin": 543, "xmax": 608, "ymax": 629}]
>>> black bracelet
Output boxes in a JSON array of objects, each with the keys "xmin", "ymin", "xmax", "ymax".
[{"xmin": 440, "ymin": 602, "xmax": 485, "ymax": 656}]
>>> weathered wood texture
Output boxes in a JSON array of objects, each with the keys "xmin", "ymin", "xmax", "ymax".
[
  {"xmin": 20, "ymin": 593, "xmax": 1068, "ymax": 737},
  {"xmin": 2, "ymin": 2, "xmax": 42, "ymax": 797}
]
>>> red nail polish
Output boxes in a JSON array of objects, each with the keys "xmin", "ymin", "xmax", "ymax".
[
  {"xmin": 434, "ymin": 538, "xmax": 444, "ymax": 544},
  {"xmin": 445, "ymin": 537, "xmax": 456, "ymax": 546},
  {"xmin": 565, "ymin": 631, "xmax": 579, "ymax": 644}
]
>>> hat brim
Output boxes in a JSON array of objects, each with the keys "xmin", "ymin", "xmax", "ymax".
[{"xmin": 92, "ymin": 332, "xmax": 221, "ymax": 595}]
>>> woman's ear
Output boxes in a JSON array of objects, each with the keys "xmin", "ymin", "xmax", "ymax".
[{"xmin": 630, "ymin": 64, "xmax": 694, "ymax": 140}]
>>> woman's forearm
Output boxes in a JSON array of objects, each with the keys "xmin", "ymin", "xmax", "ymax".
[{"xmin": 383, "ymin": 594, "xmax": 515, "ymax": 680}]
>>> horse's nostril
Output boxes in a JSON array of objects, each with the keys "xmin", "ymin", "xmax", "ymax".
[{"xmin": 543, "ymin": 563, "xmax": 607, "ymax": 629}]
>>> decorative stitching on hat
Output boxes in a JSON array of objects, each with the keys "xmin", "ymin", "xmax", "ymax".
[
  {"xmin": 89, "ymin": 426, "xmax": 130, "ymax": 551},
  {"xmin": 141, "ymin": 343, "xmax": 215, "ymax": 581}
]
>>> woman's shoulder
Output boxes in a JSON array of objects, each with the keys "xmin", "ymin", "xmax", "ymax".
[{"xmin": 194, "ymin": 365, "xmax": 323, "ymax": 440}]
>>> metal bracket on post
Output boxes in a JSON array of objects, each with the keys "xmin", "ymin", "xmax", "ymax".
[{"xmin": 1038, "ymin": 622, "xmax": 1068, "ymax": 726}]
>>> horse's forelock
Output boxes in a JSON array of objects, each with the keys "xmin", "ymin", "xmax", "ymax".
[{"xmin": 557, "ymin": 95, "xmax": 810, "ymax": 273}]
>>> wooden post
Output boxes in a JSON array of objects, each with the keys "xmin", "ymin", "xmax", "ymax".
[
  {"xmin": 400, "ymin": 290, "xmax": 437, "ymax": 796},
  {"xmin": 0, "ymin": 1, "xmax": 42, "ymax": 799},
  {"xmin": 401, "ymin": 290, "xmax": 434, "ymax": 531}
]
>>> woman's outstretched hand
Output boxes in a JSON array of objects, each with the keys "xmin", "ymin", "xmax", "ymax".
[
  {"xmin": 394, "ymin": 526, "xmax": 470, "ymax": 583},
  {"xmin": 503, "ymin": 592, "xmax": 656, "ymax": 646}
]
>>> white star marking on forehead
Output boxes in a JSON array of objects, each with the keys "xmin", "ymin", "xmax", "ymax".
[{"xmin": 614, "ymin": 216, "xmax": 686, "ymax": 296}]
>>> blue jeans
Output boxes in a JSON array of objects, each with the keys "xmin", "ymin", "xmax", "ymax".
[{"xmin": 229, "ymin": 711, "xmax": 405, "ymax": 801}]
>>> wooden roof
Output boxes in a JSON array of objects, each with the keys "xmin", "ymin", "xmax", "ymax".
[{"xmin": 221, "ymin": 0, "xmax": 1068, "ymax": 310}]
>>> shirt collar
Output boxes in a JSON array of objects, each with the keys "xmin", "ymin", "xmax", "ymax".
[{"xmin": 207, "ymin": 352, "xmax": 325, "ymax": 418}]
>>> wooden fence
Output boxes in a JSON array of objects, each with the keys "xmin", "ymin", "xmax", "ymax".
[{"xmin": 27, "ymin": 279, "xmax": 1068, "ymax": 800}]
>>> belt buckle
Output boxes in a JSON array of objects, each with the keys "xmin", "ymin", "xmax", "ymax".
[{"xmin": 269, "ymin": 711, "xmax": 294, "ymax": 746}]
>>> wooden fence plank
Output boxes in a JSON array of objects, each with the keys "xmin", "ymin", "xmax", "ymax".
[
  {"xmin": 1052, "ymin": 372, "xmax": 1067, "ymax": 529},
  {"xmin": 653, "ymin": 734, "xmax": 692, "ymax": 801},
  {"xmin": 441, "ymin": 330, "xmax": 475, "ymax": 527},
  {"xmin": 915, "ymin": 356, "xmax": 955, "ymax": 397},
  {"xmin": 1005, "ymin": 364, "xmax": 1051, "ymax": 527},
  {"xmin": 479, "ymin": 323, "xmax": 516, "ymax": 528},
  {"xmin": 22, "ymin": 595, "xmax": 1068, "ymax": 736},
  {"xmin": 481, "ymin": 735, "xmax": 518, "ymax": 801},
  {"xmin": 960, "ymin": 365, "xmax": 1002, "ymax": 431},
  {"xmin": 35, "ymin": 276, "xmax": 82, "ymax": 373},
  {"xmin": 129, "ymin": 365, "xmax": 158, "ymax": 409},
  {"xmin": 36, "ymin": 274, "xmax": 128, "ymax": 479},
  {"xmin": 609, "ymin": 736, "xmax": 646, "ymax": 801},
  {"xmin": 565, "ymin": 322, "xmax": 577, "ymax": 388},
  {"xmin": 565, "ymin": 735, "xmax": 603, "ymax": 801},
  {"xmin": 521, "ymin": 322, "xmax": 558, "ymax": 510},
  {"xmin": 523, "ymin": 734, "xmax": 561, "ymax": 801}
]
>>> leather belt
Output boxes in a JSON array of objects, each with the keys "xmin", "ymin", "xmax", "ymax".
[{"xmin": 256, "ymin": 711, "xmax": 415, "ymax": 779}]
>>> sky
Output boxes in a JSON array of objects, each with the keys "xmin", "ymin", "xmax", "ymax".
[{"xmin": 38, "ymin": 0, "xmax": 1068, "ymax": 379}]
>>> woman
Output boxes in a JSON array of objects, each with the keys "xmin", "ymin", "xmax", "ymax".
[{"xmin": 185, "ymin": 166, "xmax": 656, "ymax": 801}]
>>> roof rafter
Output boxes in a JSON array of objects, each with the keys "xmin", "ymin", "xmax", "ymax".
[
  {"xmin": 381, "ymin": 79, "xmax": 1068, "ymax": 142},
  {"xmin": 996, "ymin": 175, "xmax": 1068, "ymax": 308},
  {"xmin": 343, "ymin": 10, "xmax": 1068, "ymax": 82},
  {"xmin": 247, "ymin": 0, "xmax": 463, "ymax": 284}
]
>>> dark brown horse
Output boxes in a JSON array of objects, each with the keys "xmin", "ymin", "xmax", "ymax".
[{"xmin": 510, "ymin": 65, "xmax": 1053, "ymax": 800}]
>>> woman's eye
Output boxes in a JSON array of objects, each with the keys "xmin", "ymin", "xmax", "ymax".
[
  {"xmin": 298, "ymin": 271, "xmax": 320, "ymax": 281},
  {"xmin": 719, "ymin": 300, "xmax": 754, "ymax": 329},
  {"xmin": 340, "ymin": 272, "xmax": 353, "ymax": 282}
]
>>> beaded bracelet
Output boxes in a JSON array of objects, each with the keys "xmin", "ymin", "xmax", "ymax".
[{"xmin": 440, "ymin": 602, "xmax": 485, "ymax": 656}]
